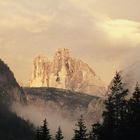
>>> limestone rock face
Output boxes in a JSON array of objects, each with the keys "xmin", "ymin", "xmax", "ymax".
[
  {"xmin": 30, "ymin": 48, "xmax": 106, "ymax": 96},
  {"xmin": 30, "ymin": 55, "xmax": 50, "ymax": 87}
]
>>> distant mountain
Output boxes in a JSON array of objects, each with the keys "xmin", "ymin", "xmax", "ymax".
[
  {"xmin": 0, "ymin": 59, "xmax": 26, "ymax": 103},
  {"xmin": 24, "ymin": 87, "xmax": 103, "ymax": 124},
  {"xmin": 120, "ymin": 61, "xmax": 140, "ymax": 92},
  {"xmin": 29, "ymin": 48, "xmax": 106, "ymax": 97}
]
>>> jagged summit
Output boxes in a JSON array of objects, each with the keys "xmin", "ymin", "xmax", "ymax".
[
  {"xmin": 56, "ymin": 48, "xmax": 70, "ymax": 57},
  {"xmin": 29, "ymin": 48, "xmax": 106, "ymax": 96}
]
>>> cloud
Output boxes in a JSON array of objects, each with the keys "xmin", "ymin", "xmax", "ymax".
[
  {"xmin": 100, "ymin": 19, "xmax": 140, "ymax": 45},
  {"xmin": 0, "ymin": 0, "xmax": 140, "ymax": 85},
  {"xmin": 69, "ymin": 0, "xmax": 140, "ymax": 21},
  {"xmin": 11, "ymin": 102, "xmax": 81, "ymax": 139},
  {"xmin": 0, "ymin": 0, "xmax": 55, "ymax": 32}
]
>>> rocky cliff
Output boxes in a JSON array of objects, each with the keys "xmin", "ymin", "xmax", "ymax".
[{"xmin": 30, "ymin": 48, "xmax": 106, "ymax": 96}]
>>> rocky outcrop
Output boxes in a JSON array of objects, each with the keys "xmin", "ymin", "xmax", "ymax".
[{"xmin": 30, "ymin": 48, "xmax": 106, "ymax": 96}]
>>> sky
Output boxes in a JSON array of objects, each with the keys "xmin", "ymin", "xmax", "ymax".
[{"xmin": 0, "ymin": 0, "xmax": 140, "ymax": 86}]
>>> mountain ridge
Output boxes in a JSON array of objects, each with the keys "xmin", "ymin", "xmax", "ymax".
[{"xmin": 23, "ymin": 87, "xmax": 103, "ymax": 123}]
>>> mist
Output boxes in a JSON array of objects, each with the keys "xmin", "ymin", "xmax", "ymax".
[{"xmin": 11, "ymin": 102, "xmax": 88, "ymax": 140}]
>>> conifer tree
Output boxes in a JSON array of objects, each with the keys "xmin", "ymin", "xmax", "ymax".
[
  {"xmin": 130, "ymin": 82, "xmax": 140, "ymax": 106},
  {"xmin": 127, "ymin": 83, "xmax": 140, "ymax": 139},
  {"xmin": 40, "ymin": 119, "xmax": 51, "ymax": 140},
  {"xmin": 55, "ymin": 126, "xmax": 64, "ymax": 140},
  {"xmin": 102, "ymin": 72, "xmax": 128, "ymax": 139},
  {"xmin": 72, "ymin": 115, "xmax": 88, "ymax": 140}
]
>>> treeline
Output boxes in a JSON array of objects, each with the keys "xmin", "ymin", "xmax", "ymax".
[{"xmin": 35, "ymin": 73, "xmax": 140, "ymax": 140}]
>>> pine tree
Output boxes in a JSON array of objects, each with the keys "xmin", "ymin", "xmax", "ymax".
[
  {"xmin": 127, "ymin": 83, "xmax": 140, "ymax": 139},
  {"xmin": 40, "ymin": 119, "xmax": 51, "ymax": 140},
  {"xmin": 130, "ymin": 82, "xmax": 140, "ymax": 106},
  {"xmin": 102, "ymin": 72, "xmax": 128, "ymax": 140},
  {"xmin": 55, "ymin": 126, "xmax": 64, "ymax": 140},
  {"xmin": 72, "ymin": 115, "xmax": 88, "ymax": 140}
]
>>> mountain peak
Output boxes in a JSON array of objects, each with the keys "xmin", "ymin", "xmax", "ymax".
[
  {"xmin": 29, "ymin": 49, "xmax": 106, "ymax": 96},
  {"xmin": 54, "ymin": 48, "xmax": 70, "ymax": 60},
  {"xmin": 57, "ymin": 48, "xmax": 69, "ymax": 53}
]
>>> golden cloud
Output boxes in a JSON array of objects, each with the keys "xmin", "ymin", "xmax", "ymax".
[{"xmin": 100, "ymin": 18, "xmax": 140, "ymax": 45}]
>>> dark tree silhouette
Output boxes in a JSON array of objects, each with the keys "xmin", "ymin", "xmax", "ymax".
[
  {"xmin": 103, "ymin": 73, "xmax": 128, "ymax": 139},
  {"xmin": 55, "ymin": 126, "xmax": 64, "ymax": 140},
  {"xmin": 129, "ymin": 83, "xmax": 140, "ymax": 117},
  {"xmin": 72, "ymin": 115, "xmax": 88, "ymax": 140},
  {"xmin": 126, "ymin": 83, "xmax": 140, "ymax": 139},
  {"xmin": 40, "ymin": 119, "xmax": 51, "ymax": 140},
  {"xmin": 91, "ymin": 72, "xmax": 129, "ymax": 140},
  {"xmin": 104, "ymin": 73, "xmax": 128, "ymax": 124}
]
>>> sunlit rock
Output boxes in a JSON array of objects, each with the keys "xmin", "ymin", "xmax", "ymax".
[{"xmin": 30, "ymin": 48, "xmax": 106, "ymax": 96}]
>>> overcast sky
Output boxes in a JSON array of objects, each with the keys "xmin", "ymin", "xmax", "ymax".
[{"xmin": 0, "ymin": 0, "xmax": 140, "ymax": 85}]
